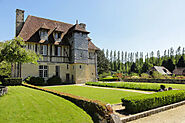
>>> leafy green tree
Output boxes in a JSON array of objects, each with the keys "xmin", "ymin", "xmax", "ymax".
[
  {"xmin": 176, "ymin": 56, "xmax": 185, "ymax": 68},
  {"xmin": 97, "ymin": 49, "xmax": 109, "ymax": 74},
  {"xmin": 0, "ymin": 37, "xmax": 40, "ymax": 77},
  {"xmin": 162, "ymin": 59, "xmax": 175, "ymax": 72},
  {"xmin": 113, "ymin": 50, "xmax": 117, "ymax": 71},
  {"xmin": 110, "ymin": 50, "xmax": 113, "ymax": 71},
  {"xmin": 141, "ymin": 62, "xmax": 153, "ymax": 73},
  {"xmin": 117, "ymin": 51, "xmax": 120, "ymax": 70}
]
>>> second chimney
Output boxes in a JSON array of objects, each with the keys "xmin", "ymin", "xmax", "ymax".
[{"xmin": 79, "ymin": 23, "xmax": 86, "ymax": 29}]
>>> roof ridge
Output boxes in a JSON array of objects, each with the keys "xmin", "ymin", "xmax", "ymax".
[{"xmin": 28, "ymin": 15, "xmax": 74, "ymax": 26}]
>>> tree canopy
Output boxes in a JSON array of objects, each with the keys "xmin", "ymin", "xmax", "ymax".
[{"xmin": 0, "ymin": 37, "xmax": 40, "ymax": 64}]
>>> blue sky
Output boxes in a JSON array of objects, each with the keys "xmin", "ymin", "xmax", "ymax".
[{"xmin": 0, "ymin": 0, "xmax": 185, "ymax": 55}]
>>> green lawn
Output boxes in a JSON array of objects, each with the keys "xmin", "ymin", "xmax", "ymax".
[
  {"xmin": 46, "ymin": 85, "xmax": 145, "ymax": 104},
  {"xmin": 0, "ymin": 86, "xmax": 92, "ymax": 123}
]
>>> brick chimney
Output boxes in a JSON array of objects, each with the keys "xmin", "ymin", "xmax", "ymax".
[
  {"xmin": 16, "ymin": 9, "xmax": 24, "ymax": 37},
  {"xmin": 79, "ymin": 23, "xmax": 86, "ymax": 29}
]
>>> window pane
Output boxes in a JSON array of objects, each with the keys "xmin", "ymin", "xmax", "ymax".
[
  {"xmin": 58, "ymin": 47, "xmax": 61, "ymax": 56},
  {"xmin": 44, "ymin": 70, "xmax": 48, "ymax": 77},
  {"xmin": 43, "ymin": 45, "xmax": 47, "ymax": 55},
  {"xmin": 40, "ymin": 45, "xmax": 43, "ymax": 54},
  {"xmin": 44, "ymin": 65, "xmax": 48, "ymax": 69},
  {"xmin": 39, "ymin": 70, "xmax": 43, "ymax": 77},
  {"xmin": 39, "ymin": 65, "xmax": 43, "ymax": 69}
]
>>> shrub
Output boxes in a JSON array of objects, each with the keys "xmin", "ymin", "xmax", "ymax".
[
  {"xmin": 24, "ymin": 76, "xmax": 32, "ymax": 83},
  {"xmin": 130, "ymin": 72, "xmax": 139, "ymax": 77},
  {"xmin": 2, "ymin": 78, "xmax": 22, "ymax": 86},
  {"xmin": 102, "ymin": 76, "xmax": 119, "ymax": 81},
  {"xmin": 152, "ymin": 71, "xmax": 165, "ymax": 79},
  {"xmin": 47, "ymin": 75, "xmax": 62, "ymax": 85},
  {"xmin": 122, "ymin": 90, "xmax": 185, "ymax": 114},
  {"xmin": 160, "ymin": 85, "xmax": 165, "ymax": 90},
  {"xmin": 140, "ymin": 73, "xmax": 150, "ymax": 79},
  {"xmin": 86, "ymin": 82, "xmax": 160, "ymax": 91},
  {"xmin": 26, "ymin": 76, "xmax": 45, "ymax": 86}
]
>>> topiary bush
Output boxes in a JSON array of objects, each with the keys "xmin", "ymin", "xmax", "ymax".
[
  {"xmin": 26, "ymin": 76, "xmax": 45, "ymax": 86},
  {"xmin": 47, "ymin": 75, "xmax": 62, "ymax": 85},
  {"xmin": 122, "ymin": 90, "xmax": 185, "ymax": 114},
  {"xmin": 2, "ymin": 78, "xmax": 22, "ymax": 86}
]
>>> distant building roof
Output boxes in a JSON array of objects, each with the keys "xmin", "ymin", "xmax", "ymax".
[
  {"xmin": 149, "ymin": 66, "xmax": 172, "ymax": 75},
  {"xmin": 173, "ymin": 67, "xmax": 185, "ymax": 75}
]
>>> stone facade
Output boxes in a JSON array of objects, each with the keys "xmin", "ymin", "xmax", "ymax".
[{"xmin": 14, "ymin": 9, "xmax": 99, "ymax": 84}]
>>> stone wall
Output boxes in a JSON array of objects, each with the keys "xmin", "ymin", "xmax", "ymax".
[{"xmin": 0, "ymin": 86, "xmax": 8, "ymax": 96}]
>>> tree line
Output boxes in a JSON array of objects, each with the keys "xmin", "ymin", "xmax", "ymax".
[{"xmin": 97, "ymin": 46, "xmax": 185, "ymax": 74}]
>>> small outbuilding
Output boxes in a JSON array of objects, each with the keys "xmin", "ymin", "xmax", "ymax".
[
  {"xmin": 148, "ymin": 66, "xmax": 172, "ymax": 75},
  {"xmin": 173, "ymin": 67, "xmax": 185, "ymax": 76}
]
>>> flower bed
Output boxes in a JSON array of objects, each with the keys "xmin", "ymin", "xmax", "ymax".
[
  {"xmin": 22, "ymin": 83, "xmax": 114, "ymax": 123},
  {"xmin": 121, "ymin": 90, "xmax": 185, "ymax": 114}
]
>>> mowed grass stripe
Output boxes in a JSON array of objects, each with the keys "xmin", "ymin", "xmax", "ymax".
[
  {"xmin": 0, "ymin": 86, "xmax": 93, "ymax": 123},
  {"xmin": 46, "ymin": 85, "xmax": 145, "ymax": 104}
]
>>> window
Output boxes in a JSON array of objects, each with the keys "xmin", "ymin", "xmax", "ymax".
[
  {"xmin": 55, "ymin": 46, "xmax": 58, "ymax": 56},
  {"xmin": 39, "ymin": 65, "xmax": 48, "ymax": 78},
  {"xmin": 67, "ymin": 64, "xmax": 69, "ymax": 69},
  {"xmin": 58, "ymin": 47, "xmax": 61, "ymax": 56},
  {"xmin": 79, "ymin": 65, "xmax": 82, "ymax": 69},
  {"xmin": 35, "ymin": 44, "xmax": 37, "ymax": 53},
  {"xmin": 72, "ymin": 75, "xmax": 74, "ymax": 83},
  {"xmin": 40, "ymin": 45, "xmax": 47, "ymax": 55},
  {"xmin": 54, "ymin": 32, "xmax": 61, "ymax": 39},
  {"xmin": 28, "ymin": 44, "xmax": 31, "ymax": 49},
  {"xmin": 66, "ymin": 74, "xmax": 70, "ymax": 82},
  {"xmin": 56, "ymin": 66, "xmax": 60, "ymax": 76},
  {"xmin": 40, "ymin": 29, "xmax": 48, "ymax": 40}
]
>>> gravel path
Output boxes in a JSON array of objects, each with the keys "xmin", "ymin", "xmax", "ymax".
[
  {"xmin": 77, "ymin": 84, "xmax": 154, "ymax": 94},
  {"xmin": 129, "ymin": 104, "xmax": 185, "ymax": 123}
]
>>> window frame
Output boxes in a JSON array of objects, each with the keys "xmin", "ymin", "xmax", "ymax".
[{"xmin": 39, "ymin": 65, "xmax": 48, "ymax": 78}]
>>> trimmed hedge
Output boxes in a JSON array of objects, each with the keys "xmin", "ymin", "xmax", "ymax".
[
  {"xmin": 22, "ymin": 83, "xmax": 114, "ymax": 123},
  {"xmin": 123, "ymin": 78, "xmax": 185, "ymax": 84},
  {"xmin": 122, "ymin": 90, "xmax": 185, "ymax": 114},
  {"xmin": 2, "ymin": 78, "xmax": 22, "ymax": 86},
  {"xmin": 47, "ymin": 75, "xmax": 62, "ymax": 85},
  {"xmin": 26, "ymin": 76, "xmax": 45, "ymax": 86},
  {"xmin": 86, "ymin": 82, "xmax": 161, "ymax": 91}
]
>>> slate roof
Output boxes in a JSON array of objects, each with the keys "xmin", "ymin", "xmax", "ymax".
[{"xmin": 18, "ymin": 15, "xmax": 98, "ymax": 50}]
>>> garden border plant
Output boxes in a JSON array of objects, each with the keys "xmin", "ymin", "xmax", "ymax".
[{"xmin": 22, "ymin": 83, "xmax": 115, "ymax": 123}]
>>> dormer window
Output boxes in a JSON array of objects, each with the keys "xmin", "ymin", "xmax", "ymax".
[
  {"xmin": 54, "ymin": 31, "xmax": 61, "ymax": 41},
  {"xmin": 39, "ymin": 29, "xmax": 48, "ymax": 40}
]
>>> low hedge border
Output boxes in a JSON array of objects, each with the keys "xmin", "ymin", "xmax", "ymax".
[
  {"xmin": 123, "ymin": 78, "xmax": 185, "ymax": 84},
  {"xmin": 22, "ymin": 83, "xmax": 116, "ymax": 123},
  {"xmin": 121, "ymin": 99, "xmax": 185, "ymax": 123},
  {"xmin": 2, "ymin": 78, "xmax": 22, "ymax": 86},
  {"xmin": 121, "ymin": 90, "xmax": 185, "ymax": 114},
  {"xmin": 86, "ymin": 82, "xmax": 160, "ymax": 91}
]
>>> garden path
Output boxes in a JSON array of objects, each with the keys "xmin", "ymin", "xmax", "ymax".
[
  {"xmin": 129, "ymin": 104, "xmax": 185, "ymax": 123},
  {"xmin": 77, "ymin": 84, "xmax": 154, "ymax": 94}
]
